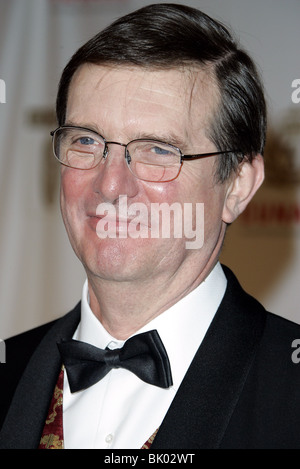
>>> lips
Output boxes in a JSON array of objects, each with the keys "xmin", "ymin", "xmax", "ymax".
[{"xmin": 88, "ymin": 211, "xmax": 150, "ymax": 239}]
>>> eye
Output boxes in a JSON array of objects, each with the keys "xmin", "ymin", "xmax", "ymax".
[
  {"xmin": 151, "ymin": 145, "xmax": 173, "ymax": 156},
  {"xmin": 78, "ymin": 136, "xmax": 96, "ymax": 145}
]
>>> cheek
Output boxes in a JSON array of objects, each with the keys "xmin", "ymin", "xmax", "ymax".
[
  {"xmin": 60, "ymin": 170, "xmax": 75, "ymax": 216},
  {"xmin": 61, "ymin": 165, "xmax": 82, "ymax": 189},
  {"xmin": 142, "ymin": 180, "xmax": 179, "ymax": 203},
  {"xmin": 60, "ymin": 168, "xmax": 88, "ymax": 227},
  {"xmin": 172, "ymin": 168, "xmax": 227, "ymax": 242},
  {"xmin": 60, "ymin": 167, "xmax": 91, "ymax": 202}
]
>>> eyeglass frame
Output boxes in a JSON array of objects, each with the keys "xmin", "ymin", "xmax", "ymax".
[{"xmin": 50, "ymin": 125, "xmax": 243, "ymax": 182}]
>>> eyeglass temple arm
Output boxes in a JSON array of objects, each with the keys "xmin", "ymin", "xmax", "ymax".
[{"xmin": 181, "ymin": 150, "xmax": 242, "ymax": 160}]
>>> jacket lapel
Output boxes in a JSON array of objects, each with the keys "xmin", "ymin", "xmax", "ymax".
[
  {"xmin": 152, "ymin": 267, "xmax": 267, "ymax": 449},
  {"xmin": 0, "ymin": 305, "xmax": 80, "ymax": 449}
]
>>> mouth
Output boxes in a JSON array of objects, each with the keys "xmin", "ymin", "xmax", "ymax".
[{"xmin": 88, "ymin": 213, "xmax": 150, "ymax": 238}]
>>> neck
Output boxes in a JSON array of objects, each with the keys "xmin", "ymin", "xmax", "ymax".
[{"xmin": 87, "ymin": 257, "xmax": 220, "ymax": 341}]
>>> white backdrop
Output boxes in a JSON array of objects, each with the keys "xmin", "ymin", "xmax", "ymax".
[{"xmin": 0, "ymin": 0, "xmax": 300, "ymax": 338}]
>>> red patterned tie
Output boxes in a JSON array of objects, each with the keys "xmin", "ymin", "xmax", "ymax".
[{"xmin": 39, "ymin": 367, "xmax": 64, "ymax": 449}]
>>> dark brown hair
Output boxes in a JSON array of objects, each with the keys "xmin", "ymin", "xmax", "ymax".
[{"xmin": 56, "ymin": 3, "xmax": 267, "ymax": 182}]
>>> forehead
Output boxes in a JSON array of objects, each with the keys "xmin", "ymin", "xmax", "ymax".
[{"xmin": 66, "ymin": 64, "xmax": 218, "ymax": 143}]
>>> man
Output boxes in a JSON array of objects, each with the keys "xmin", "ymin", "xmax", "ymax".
[{"xmin": 1, "ymin": 3, "xmax": 300, "ymax": 449}]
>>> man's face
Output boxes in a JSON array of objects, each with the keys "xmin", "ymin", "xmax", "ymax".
[{"xmin": 60, "ymin": 64, "xmax": 231, "ymax": 287}]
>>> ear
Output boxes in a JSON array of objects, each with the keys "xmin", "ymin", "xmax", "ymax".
[{"xmin": 222, "ymin": 154, "xmax": 264, "ymax": 224}]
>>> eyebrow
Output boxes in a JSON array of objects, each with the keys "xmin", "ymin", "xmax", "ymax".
[
  {"xmin": 64, "ymin": 121, "xmax": 187, "ymax": 149},
  {"xmin": 134, "ymin": 131, "xmax": 187, "ymax": 148},
  {"xmin": 64, "ymin": 121, "xmax": 103, "ymax": 134}
]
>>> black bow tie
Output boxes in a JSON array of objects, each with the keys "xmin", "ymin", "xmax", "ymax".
[{"xmin": 57, "ymin": 330, "xmax": 173, "ymax": 393}]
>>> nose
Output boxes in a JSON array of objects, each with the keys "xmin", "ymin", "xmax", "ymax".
[{"xmin": 92, "ymin": 142, "xmax": 138, "ymax": 203}]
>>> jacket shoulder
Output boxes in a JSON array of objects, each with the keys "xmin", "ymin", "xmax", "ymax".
[
  {"xmin": 0, "ymin": 303, "xmax": 81, "ymax": 430},
  {"xmin": 0, "ymin": 321, "xmax": 57, "ymax": 429},
  {"xmin": 221, "ymin": 310, "xmax": 300, "ymax": 448}
]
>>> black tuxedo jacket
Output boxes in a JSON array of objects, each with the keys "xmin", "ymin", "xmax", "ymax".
[{"xmin": 1, "ymin": 266, "xmax": 300, "ymax": 449}]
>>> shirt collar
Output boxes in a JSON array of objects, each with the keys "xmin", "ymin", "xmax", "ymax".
[{"xmin": 75, "ymin": 262, "xmax": 227, "ymax": 390}]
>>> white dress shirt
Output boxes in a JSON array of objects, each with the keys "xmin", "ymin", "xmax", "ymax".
[{"xmin": 62, "ymin": 263, "xmax": 227, "ymax": 449}]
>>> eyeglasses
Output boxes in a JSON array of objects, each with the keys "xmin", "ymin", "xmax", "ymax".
[{"xmin": 50, "ymin": 125, "xmax": 241, "ymax": 182}]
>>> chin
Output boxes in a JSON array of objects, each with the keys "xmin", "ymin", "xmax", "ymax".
[{"xmin": 82, "ymin": 236, "xmax": 151, "ymax": 280}]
